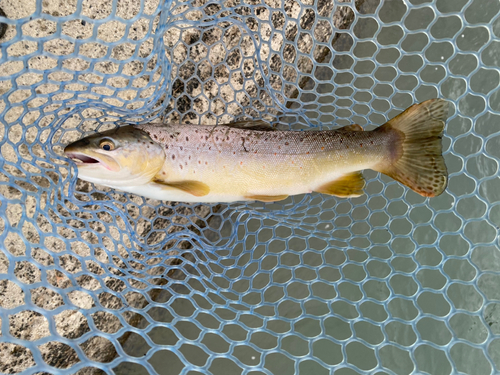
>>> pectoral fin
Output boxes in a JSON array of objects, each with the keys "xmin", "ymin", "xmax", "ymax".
[
  {"xmin": 315, "ymin": 172, "xmax": 365, "ymax": 198},
  {"xmin": 245, "ymin": 194, "xmax": 289, "ymax": 202},
  {"xmin": 154, "ymin": 179, "xmax": 210, "ymax": 197}
]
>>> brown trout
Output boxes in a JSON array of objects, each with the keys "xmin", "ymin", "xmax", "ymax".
[{"xmin": 64, "ymin": 99, "xmax": 449, "ymax": 203}]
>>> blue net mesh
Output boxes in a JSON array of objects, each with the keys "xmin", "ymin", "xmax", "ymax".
[{"xmin": 1, "ymin": 0, "xmax": 500, "ymax": 374}]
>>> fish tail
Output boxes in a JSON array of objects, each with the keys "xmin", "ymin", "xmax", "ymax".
[{"xmin": 374, "ymin": 98, "xmax": 449, "ymax": 197}]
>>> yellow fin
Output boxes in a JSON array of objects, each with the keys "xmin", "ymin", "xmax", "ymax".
[
  {"xmin": 315, "ymin": 172, "xmax": 365, "ymax": 198},
  {"xmin": 338, "ymin": 124, "xmax": 363, "ymax": 132},
  {"xmin": 245, "ymin": 194, "xmax": 289, "ymax": 202},
  {"xmin": 154, "ymin": 179, "xmax": 210, "ymax": 197}
]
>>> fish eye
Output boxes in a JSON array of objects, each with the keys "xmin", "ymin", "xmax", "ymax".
[{"xmin": 100, "ymin": 140, "xmax": 115, "ymax": 151}]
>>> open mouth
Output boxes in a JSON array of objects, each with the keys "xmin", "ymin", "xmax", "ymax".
[
  {"xmin": 64, "ymin": 148, "xmax": 118, "ymax": 171},
  {"xmin": 65, "ymin": 152, "xmax": 100, "ymax": 164}
]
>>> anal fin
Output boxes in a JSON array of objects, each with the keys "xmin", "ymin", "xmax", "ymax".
[
  {"xmin": 315, "ymin": 172, "xmax": 365, "ymax": 198},
  {"xmin": 154, "ymin": 179, "xmax": 210, "ymax": 197},
  {"xmin": 245, "ymin": 194, "xmax": 289, "ymax": 202}
]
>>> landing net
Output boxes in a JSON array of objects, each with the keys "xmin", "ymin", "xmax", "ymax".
[{"xmin": 0, "ymin": 0, "xmax": 499, "ymax": 374}]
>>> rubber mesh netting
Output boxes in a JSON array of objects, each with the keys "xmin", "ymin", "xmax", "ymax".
[{"xmin": 0, "ymin": 0, "xmax": 499, "ymax": 374}]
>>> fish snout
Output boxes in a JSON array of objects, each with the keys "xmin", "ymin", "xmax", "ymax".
[{"xmin": 64, "ymin": 138, "xmax": 90, "ymax": 154}]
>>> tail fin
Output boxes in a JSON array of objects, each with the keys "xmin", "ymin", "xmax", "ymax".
[{"xmin": 375, "ymin": 99, "xmax": 449, "ymax": 197}]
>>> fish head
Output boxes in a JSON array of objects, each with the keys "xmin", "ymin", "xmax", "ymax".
[{"xmin": 64, "ymin": 126, "xmax": 165, "ymax": 187}]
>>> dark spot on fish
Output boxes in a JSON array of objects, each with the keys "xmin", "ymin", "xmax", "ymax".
[
  {"xmin": 165, "ymin": 145, "xmax": 169, "ymax": 149},
  {"xmin": 172, "ymin": 155, "xmax": 175, "ymax": 160},
  {"xmin": 170, "ymin": 135, "xmax": 174, "ymax": 139},
  {"xmin": 162, "ymin": 171, "xmax": 166, "ymax": 175},
  {"xmin": 150, "ymin": 142, "xmax": 153, "ymax": 144},
  {"xmin": 189, "ymin": 155, "xmax": 191, "ymax": 160},
  {"xmin": 186, "ymin": 136, "xmax": 189, "ymax": 141},
  {"xmin": 180, "ymin": 164, "xmax": 183, "ymax": 169},
  {"xmin": 180, "ymin": 146, "xmax": 183, "ymax": 151},
  {"xmin": 205, "ymin": 161, "xmax": 208, "ymax": 165},
  {"xmin": 195, "ymin": 130, "xmax": 198, "ymax": 133},
  {"xmin": 209, "ymin": 146, "xmax": 212, "ymax": 150},
  {"xmin": 198, "ymin": 160, "xmax": 201, "ymax": 164},
  {"xmin": 370, "ymin": 141, "xmax": 374, "ymax": 145},
  {"xmin": 360, "ymin": 143, "xmax": 363, "ymax": 147},
  {"xmin": 285, "ymin": 142, "xmax": 289, "ymax": 145},
  {"xmin": 216, "ymin": 136, "xmax": 219, "ymax": 141}
]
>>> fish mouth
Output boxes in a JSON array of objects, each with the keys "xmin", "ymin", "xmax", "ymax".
[
  {"xmin": 65, "ymin": 152, "xmax": 100, "ymax": 165},
  {"xmin": 64, "ymin": 148, "xmax": 120, "ymax": 172}
]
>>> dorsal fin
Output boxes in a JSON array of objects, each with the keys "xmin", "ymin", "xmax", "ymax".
[{"xmin": 225, "ymin": 119, "xmax": 277, "ymax": 131}]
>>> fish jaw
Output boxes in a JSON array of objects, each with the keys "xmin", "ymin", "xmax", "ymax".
[
  {"xmin": 64, "ymin": 147, "xmax": 143, "ymax": 187},
  {"xmin": 64, "ymin": 148, "xmax": 121, "ymax": 172}
]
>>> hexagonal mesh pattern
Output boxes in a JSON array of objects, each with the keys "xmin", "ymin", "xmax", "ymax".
[{"xmin": 0, "ymin": 0, "xmax": 499, "ymax": 374}]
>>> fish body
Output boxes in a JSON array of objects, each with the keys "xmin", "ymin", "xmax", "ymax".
[{"xmin": 64, "ymin": 99, "xmax": 449, "ymax": 203}]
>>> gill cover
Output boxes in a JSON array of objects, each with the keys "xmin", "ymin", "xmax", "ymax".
[{"xmin": 64, "ymin": 126, "xmax": 165, "ymax": 187}]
